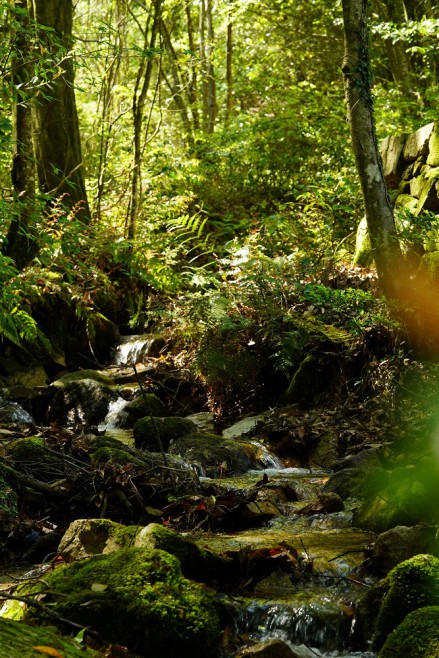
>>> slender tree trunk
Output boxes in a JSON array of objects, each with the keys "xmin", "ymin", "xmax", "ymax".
[
  {"xmin": 205, "ymin": 0, "xmax": 216, "ymax": 133},
  {"xmin": 185, "ymin": 4, "xmax": 200, "ymax": 131},
  {"xmin": 341, "ymin": 0, "xmax": 402, "ymax": 296},
  {"xmin": 126, "ymin": 0, "xmax": 161, "ymax": 241},
  {"xmin": 31, "ymin": 0, "xmax": 90, "ymax": 222},
  {"xmin": 3, "ymin": 0, "xmax": 39, "ymax": 269},
  {"xmin": 225, "ymin": 6, "xmax": 233, "ymax": 127}
]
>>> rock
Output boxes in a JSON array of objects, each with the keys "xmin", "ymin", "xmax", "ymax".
[
  {"xmin": 58, "ymin": 518, "xmax": 138, "ymax": 562},
  {"xmin": 297, "ymin": 492, "xmax": 344, "ymax": 515},
  {"xmin": 394, "ymin": 193, "xmax": 419, "ymax": 214},
  {"xmin": 48, "ymin": 378, "xmax": 118, "ymax": 426},
  {"xmin": 427, "ymin": 122, "xmax": 439, "ymax": 166},
  {"xmin": 133, "ymin": 416, "xmax": 198, "ymax": 451},
  {"xmin": 381, "ymin": 134, "xmax": 407, "ymax": 188},
  {"xmin": 373, "ymin": 554, "xmax": 439, "ymax": 650},
  {"xmin": 0, "ymin": 399, "xmax": 34, "ymax": 425},
  {"xmin": 113, "ymin": 393, "xmax": 168, "ymax": 428},
  {"xmin": 353, "ymin": 215, "xmax": 373, "ymax": 267},
  {"xmin": 222, "ymin": 415, "xmax": 264, "ymax": 439},
  {"xmin": 334, "ymin": 447, "xmax": 382, "ymax": 472},
  {"xmin": 378, "ymin": 605, "xmax": 439, "ymax": 657},
  {"xmin": 237, "ymin": 638, "xmax": 307, "ymax": 658},
  {"xmin": 134, "ymin": 522, "xmax": 233, "ymax": 585},
  {"xmin": 323, "ymin": 468, "xmax": 368, "ymax": 499},
  {"xmin": 0, "ymin": 618, "xmax": 98, "ymax": 658},
  {"xmin": 403, "ymin": 122, "xmax": 434, "ymax": 162},
  {"xmin": 22, "ymin": 547, "xmax": 220, "ymax": 658},
  {"xmin": 186, "ymin": 411, "xmax": 215, "ymax": 432},
  {"xmin": 60, "ymin": 369, "xmax": 115, "ymax": 385},
  {"xmin": 371, "ymin": 525, "xmax": 439, "ymax": 575},
  {"xmin": 168, "ymin": 431, "xmax": 258, "ymax": 475},
  {"xmin": 236, "ymin": 500, "xmax": 282, "ymax": 525},
  {"xmin": 284, "ymin": 353, "xmax": 339, "ymax": 407},
  {"xmin": 2, "ymin": 385, "xmax": 55, "ymax": 424}
]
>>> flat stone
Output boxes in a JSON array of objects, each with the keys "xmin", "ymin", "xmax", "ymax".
[{"xmin": 222, "ymin": 415, "xmax": 264, "ymax": 439}]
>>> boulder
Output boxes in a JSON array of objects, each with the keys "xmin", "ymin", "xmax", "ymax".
[
  {"xmin": 222, "ymin": 415, "xmax": 264, "ymax": 439},
  {"xmin": 23, "ymin": 547, "xmax": 220, "ymax": 658},
  {"xmin": 297, "ymin": 492, "xmax": 344, "ymax": 515},
  {"xmin": 378, "ymin": 605, "xmax": 439, "ymax": 657},
  {"xmin": 186, "ymin": 411, "xmax": 215, "ymax": 433},
  {"xmin": 427, "ymin": 122, "xmax": 439, "ymax": 166},
  {"xmin": 48, "ymin": 378, "xmax": 118, "ymax": 426},
  {"xmin": 381, "ymin": 134, "xmax": 407, "ymax": 188},
  {"xmin": 370, "ymin": 525, "xmax": 439, "ymax": 575},
  {"xmin": 113, "ymin": 393, "xmax": 168, "ymax": 428},
  {"xmin": 133, "ymin": 416, "xmax": 198, "ymax": 451},
  {"xmin": 58, "ymin": 518, "xmax": 138, "ymax": 562},
  {"xmin": 373, "ymin": 554, "xmax": 439, "ymax": 650},
  {"xmin": 403, "ymin": 122, "xmax": 434, "ymax": 162},
  {"xmin": 135, "ymin": 522, "xmax": 234, "ymax": 585},
  {"xmin": 168, "ymin": 431, "xmax": 259, "ymax": 475},
  {"xmin": 353, "ymin": 216, "xmax": 373, "ymax": 267}
]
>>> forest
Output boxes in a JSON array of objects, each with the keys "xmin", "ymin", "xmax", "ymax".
[{"xmin": 1, "ymin": 0, "xmax": 439, "ymax": 656}]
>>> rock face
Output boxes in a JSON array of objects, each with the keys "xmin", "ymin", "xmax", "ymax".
[{"xmin": 48, "ymin": 377, "xmax": 118, "ymax": 426}]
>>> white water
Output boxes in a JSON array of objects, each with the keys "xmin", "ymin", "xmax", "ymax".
[
  {"xmin": 113, "ymin": 335, "xmax": 158, "ymax": 366},
  {"xmin": 100, "ymin": 397, "xmax": 130, "ymax": 429}
]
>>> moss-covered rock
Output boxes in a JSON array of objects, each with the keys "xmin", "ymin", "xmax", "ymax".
[
  {"xmin": 58, "ymin": 518, "xmax": 138, "ymax": 561},
  {"xmin": 353, "ymin": 216, "xmax": 374, "ymax": 267},
  {"xmin": 24, "ymin": 547, "xmax": 220, "ymax": 658},
  {"xmin": 378, "ymin": 605, "xmax": 439, "ymax": 657},
  {"xmin": 168, "ymin": 431, "xmax": 257, "ymax": 475},
  {"xmin": 59, "ymin": 370, "xmax": 115, "ymax": 385},
  {"xmin": 284, "ymin": 353, "xmax": 339, "ymax": 407},
  {"xmin": 115, "ymin": 394, "xmax": 168, "ymax": 429},
  {"xmin": 373, "ymin": 554, "xmax": 439, "ymax": 650},
  {"xmin": 0, "ymin": 618, "xmax": 100, "ymax": 658},
  {"xmin": 134, "ymin": 523, "xmax": 234, "ymax": 585},
  {"xmin": 133, "ymin": 416, "xmax": 197, "ymax": 451}
]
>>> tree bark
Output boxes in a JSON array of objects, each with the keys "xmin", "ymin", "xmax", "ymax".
[
  {"xmin": 3, "ymin": 0, "xmax": 39, "ymax": 269},
  {"xmin": 31, "ymin": 0, "xmax": 90, "ymax": 222},
  {"xmin": 341, "ymin": 0, "xmax": 402, "ymax": 296}
]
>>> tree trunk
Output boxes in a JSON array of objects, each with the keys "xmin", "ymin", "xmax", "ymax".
[
  {"xmin": 31, "ymin": 0, "xmax": 90, "ymax": 222},
  {"xmin": 341, "ymin": 0, "xmax": 402, "ymax": 296},
  {"xmin": 225, "ymin": 5, "xmax": 233, "ymax": 127},
  {"xmin": 3, "ymin": 0, "xmax": 39, "ymax": 269}
]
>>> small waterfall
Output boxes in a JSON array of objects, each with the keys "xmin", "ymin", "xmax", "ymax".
[
  {"xmin": 100, "ymin": 397, "xmax": 130, "ymax": 429},
  {"xmin": 250, "ymin": 441, "xmax": 285, "ymax": 469},
  {"xmin": 113, "ymin": 335, "xmax": 162, "ymax": 366}
]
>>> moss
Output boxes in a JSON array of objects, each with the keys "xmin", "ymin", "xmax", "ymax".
[
  {"xmin": 373, "ymin": 554, "xmax": 439, "ymax": 650},
  {"xmin": 59, "ymin": 518, "xmax": 138, "ymax": 561},
  {"xmin": 353, "ymin": 216, "xmax": 374, "ymax": 267},
  {"xmin": 427, "ymin": 123, "xmax": 439, "ymax": 166},
  {"xmin": 5, "ymin": 437, "xmax": 61, "ymax": 465},
  {"xmin": 133, "ymin": 416, "xmax": 197, "ymax": 451},
  {"xmin": 284, "ymin": 353, "xmax": 339, "ymax": 406},
  {"xmin": 0, "ymin": 618, "xmax": 100, "ymax": 657},
  {"xmin": 420, "ymin": 252, "xmax": 439, "ymax": 279},
  {"xmin": 168, "ymin": 431, "xmax": 255, "ymax": 474},
  {"xmin": 135, "ymin": 523, "xmax": 233, "ymax": 585},
  {"xmin": 116, "ymin": 394, "xmax": 168, "ymax": 429},
  {"xmin": 26, "ymin": 547, "xmax": 220, "ymax": 658},
  {"xmin": 379, "ymin": 606, "xmax": 439, "ymax": 657},
  {"xmin": 90, "ymin": 446, "xmax": 147, "ymax": 467},
  {"xmin": 57, "ymin": 370, "xmax": 115, "ymax": 385}
]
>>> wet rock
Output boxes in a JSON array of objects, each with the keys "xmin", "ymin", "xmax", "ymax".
[
  {"xmin": 48, "ymin": 378, "xmax": 118, "ymax": 426},
  {"xmin": 237, "ymin": 639, "xmax": 313, "ymax": 658},
  {"xmin": 2, "ymin": 385, "xmax": 55, "ymax": 424},
  {"xmin": 58, "ymin": 518, "xmax": 138, "ymax": 562},
  {"xmin": 168, "ymin": 431, "xmax": 258, "ymax": 475},
  {"xmin": 333, "ymin": 447, "xmax": 382, "ymax": 472},
  {"xmin": 370, "ymin": 525, "xmax": 439, "ymax": 575},
  {"xmin": 236, "ymin": 500, "xmax": 281, "ymax": 525},
  {"xmin": 0, "ymin": 399, "xmax": 34, "ymax": 425},
  {"xmin": 222, "ymin": 415, "xmax": 264, "ymax": 439},
  {"xmin": 23, "ymin": 547, "xmax": 220, "ymax": 658},
  {"xmin": 134, "ymin": 416, "xmax": 198, "ymax": 451},
  {"xmin": 297, "ymin": 492, "xmax": 344, "ymax": 515},
  {"xmin": 323, "ymin": 468, "xmax": 366, "ymax": 499}
]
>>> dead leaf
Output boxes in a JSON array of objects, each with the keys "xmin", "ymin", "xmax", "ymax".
[{"xmin": 32, "ymin": 647, "xmax": 63, "ymax": 658}]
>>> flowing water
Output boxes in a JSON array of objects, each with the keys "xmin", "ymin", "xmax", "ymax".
[{"xmin": 106, "ymin": 336, "xmax": 377, "ymax": 656}]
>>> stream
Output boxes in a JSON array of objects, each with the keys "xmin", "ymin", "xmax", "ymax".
[
  {"xmin": 104, "ymin": 336, "xmax": 378, "ymax": 658},
  {"xmin": 1, "ymin": 334, "xmax": 378, "ymax": 657}
]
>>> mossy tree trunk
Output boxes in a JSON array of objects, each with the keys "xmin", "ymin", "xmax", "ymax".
[
  {"xmin": 3, "ymin": 0, "xmax": 39, "ymax": 269},
  {"xmin": 341, "ymin": 0, "xmax": 403, "ymax": 297},
  {"xmin": 31, "ymin": 0, "xmax": 90, "ymax": 222}
]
